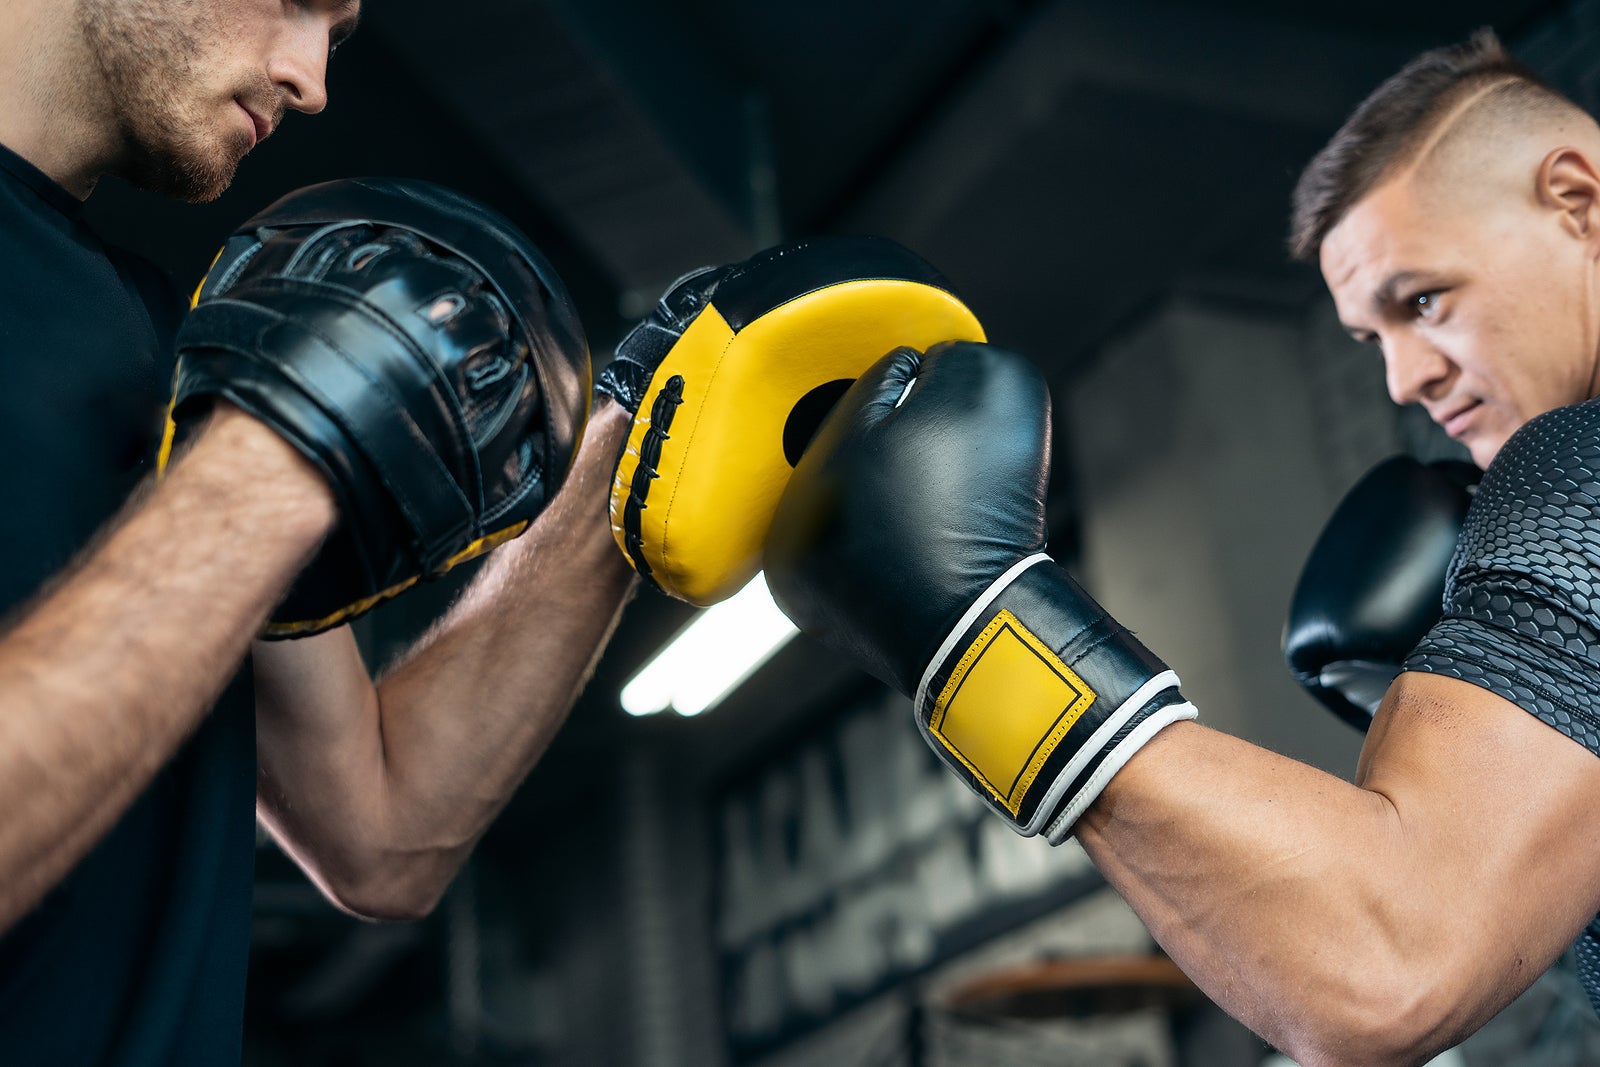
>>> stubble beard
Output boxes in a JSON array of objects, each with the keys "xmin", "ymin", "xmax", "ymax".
[{"xmin": 76, "ymin": 0, "xmax": 253, "ymax": 203}]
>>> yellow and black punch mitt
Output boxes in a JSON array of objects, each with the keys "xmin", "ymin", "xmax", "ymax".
[
  {"xmin": 597, "ymin": 236, "xmax": 985, "ymax": 605},
  {"xmin": 162, "ymin": 178, "xmax": 590, "ymax": 637}
]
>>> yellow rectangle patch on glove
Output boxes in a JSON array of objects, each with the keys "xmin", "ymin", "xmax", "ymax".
[{"xmin": 930, "ymin": 609, "xmax": 1097, "ymax": 816}]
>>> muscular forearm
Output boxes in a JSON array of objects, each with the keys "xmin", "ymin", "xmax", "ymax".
[
  {"xmin": 254, "ymin": 403, "xmax": 637, "ymax": 918},
  {"xmin": 1075, "ymin": 679, "xmax": 1599, "ymax": 1067},
  {"xmin": 1078, "ymin": 723, "xmax": 1423, "ymax": 1063},
  {"xmin": 0, "ymin": 410, "xmax": 334, "ymax": 932}
]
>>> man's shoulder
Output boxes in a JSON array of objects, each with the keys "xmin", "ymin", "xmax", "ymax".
[
  {"xmin": 1501, "ymin": 394, "xmax": 1600, "ymax": 455},
  {"xmin": 1407, "ymin": 397, "xmax": 1600, "ymax": 758},
  {"xmin": 1479, "ymin": 398, "xmax": 1600, "ymax": 510}
]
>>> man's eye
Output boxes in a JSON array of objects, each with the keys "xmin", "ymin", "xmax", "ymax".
[
  {"xmin": 1411, "ymin": 291, "xmax": 1441, "ymax": 316},
  {"xmin": 328, "ymin": 22, "xmax": 357, "ymax": 56}
]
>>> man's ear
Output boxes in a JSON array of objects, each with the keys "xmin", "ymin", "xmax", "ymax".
[{"xmin": 1537, "ymin": 146, "xmax": 1600, "ymax": 242}]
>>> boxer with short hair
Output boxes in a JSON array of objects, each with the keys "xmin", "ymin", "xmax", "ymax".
[
  {"xmin": 0, "ymin": 2, "xmax": 643, "ymax": 1062},
  {"xmin": 766, "ymin": 30, "xmax": 1600, "ymax": 1066}
]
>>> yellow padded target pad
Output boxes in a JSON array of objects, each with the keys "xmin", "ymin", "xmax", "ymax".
[
  {"xmin": 610, "ymin": 238, "xmax": 985, "ymax": 605},
  {"xmin": 930, "ymin": 610, "xmax": 1098, "ymax": 816}
]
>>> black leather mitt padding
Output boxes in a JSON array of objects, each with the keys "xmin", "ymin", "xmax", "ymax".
[{"xmin": 163, "ymin": 177, "xmax": 591, "ymax": 637}]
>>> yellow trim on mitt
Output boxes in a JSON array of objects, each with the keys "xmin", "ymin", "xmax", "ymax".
[
  {"xmin": 262, "ymin": 519, "xmax": 531, "ymax": 638},
  {"xmin": 608, "ymin": 278, "xmax": 985, "ymax": 606},
  {"xmin": 192, "ymin": 248, "xmax": 222, "ymax": 310},
  {"xmin": 155, "ymin": 403, "xmax": 179, "ymax": 482}
]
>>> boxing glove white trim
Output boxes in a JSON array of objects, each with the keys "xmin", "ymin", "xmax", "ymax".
[
  {"xmin": 1019, "ymin": 669, "xmax": 1183, "ymax": 837},
  {"xmin": 1043, "ymin": 698, "xmax": 1198, "ymax": 843},
  {"xmin": 913, "ymin": 551, "xmax": 1053, "ymax": 715}
]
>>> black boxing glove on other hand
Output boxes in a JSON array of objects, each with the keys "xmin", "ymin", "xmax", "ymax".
[
  {"xmin": 766, "ymin": 341, "xmax": 1195, "ymax": 842},
  {"xmin": 1284, "ymin": 456, "xmax": 1478, "ymax": 731}
]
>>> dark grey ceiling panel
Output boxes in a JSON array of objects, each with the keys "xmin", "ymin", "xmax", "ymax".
[{"xmin": 373, "ymin": 0, "xmax": 756, "ymax": 297}]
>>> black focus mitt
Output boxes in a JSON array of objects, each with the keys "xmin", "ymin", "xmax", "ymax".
[
  {"xmin": 1283, "ymin": 456, "xmax": 1479, "ymax": 731},
  {"xmin": 161, "ymin": 177, "xmax": 591, "ymax": 637}
]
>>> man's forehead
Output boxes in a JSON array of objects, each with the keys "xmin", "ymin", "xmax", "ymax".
[
  {"xmin": 1317, "ymin": 179, "xmax": 1456, "ymax": 335},
  {"xmin": 1320, "ymin": 178, "xmax": 1421, "ymax": 289}
]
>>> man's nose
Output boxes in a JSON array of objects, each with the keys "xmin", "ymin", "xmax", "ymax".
[
  {"xmin": 267, "ymin": 30, "xmax": 330, "ymax": 116},
  {"xmin": 1383, "ymin": 333, "xmax": 1453, "ymax": 407}
]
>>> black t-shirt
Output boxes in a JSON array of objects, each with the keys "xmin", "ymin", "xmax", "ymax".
[
  {"xmin": 0, "ymin": 142, "xmax": 257, "ymax": 1064},
  {"xmin": 1403, "ymin": 396, "xmax": 1600, "ymax": 1014}
]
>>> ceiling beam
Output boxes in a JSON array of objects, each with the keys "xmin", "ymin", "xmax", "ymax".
[
  {"xmin": 840, "ymin": 0, "xmax": 1430, "ymax": 243},
  {"xmin": 370, "ymin": 0, "xmax": 755, "ymax": 299}
]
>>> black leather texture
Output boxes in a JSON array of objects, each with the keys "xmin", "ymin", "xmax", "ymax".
[
  {"xmin": 765, "ymin": 340, "xmax": 1183, "ymax": 836},
  {"xmin": 171, "ymin": 178, "xmax": 591, "ymax": 636},
  {"xmin": 1284, "ymin": 456, "xmax": 1478, "ymax": 731},
  {"xmin": 764, "ymin": 340, "xmax": 1052, "ymax": 695},
  {"xmin": 595, "ymin": 264, "xmax": 722, "ymax": 414},
  {"xmin": 922, "ymin": 561, "xmax": 1175, "ymax": 826},
  {"xmin": 709, "ymin": 235, "xmax": 956, "ymax": 332}
]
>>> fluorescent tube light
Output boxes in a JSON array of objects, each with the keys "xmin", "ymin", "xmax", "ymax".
[{"xmin": 620, "ymin": 573, "xmax": 799, "ymax": 717}]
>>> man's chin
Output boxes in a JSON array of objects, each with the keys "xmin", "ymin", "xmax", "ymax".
[
  {"xmin": 165, "ymin": 151, "xmax": 244, "ymax": 204},
  {"xmin": 175, "ymin": 166, "xmax": 240, "ymax": 204},
  {"xmin": 116, "ymin": 136, "xmax": 247, "ymax": 203},
  {"xmin": 1469, "ymin": 434, "xmax": 1506, "ymax": 471}
]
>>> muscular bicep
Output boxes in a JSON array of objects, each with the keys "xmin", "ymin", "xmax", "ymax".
[
  {"xmin": 1368, "ymin": 402, "xmax": 1600, "ymax": 991},
  {"xmin": 1356, "ymin": 670, "xmax": 1600, "ymax": 1026}
]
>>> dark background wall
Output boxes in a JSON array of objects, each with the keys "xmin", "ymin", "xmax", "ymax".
[{"xmin": 70, "ymin": 1, "xmax": 1600, "ymax": 1063}]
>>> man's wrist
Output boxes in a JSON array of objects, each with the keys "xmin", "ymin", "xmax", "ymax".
[
  {"xmin": 569, "ymin": 397, "xmax": 631, "ymax": 485},
  {"xmin": 588, "ymin": 394, "xmax": 631, "ymax": 437},
  {"xmin": 181, "ymin": 404, "xmax": 339, "ymax": 540}
]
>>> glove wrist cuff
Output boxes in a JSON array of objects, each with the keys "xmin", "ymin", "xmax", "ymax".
[
  {"xmin": 914, "ymin": 557, "xmax": 1194, "ymax": 840},
  {"xmin": 913, "ymin": 552, "xmax": 1055, "ymax": 712},
  {"xmin": 1041, "ymin": 689, "xmax": 1196, "ymax": 843}
]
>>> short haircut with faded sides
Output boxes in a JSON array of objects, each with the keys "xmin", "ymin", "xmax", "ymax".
[{"xmin": 1288, "ymin": 29, "xmax": 1566, "ymax": 263}]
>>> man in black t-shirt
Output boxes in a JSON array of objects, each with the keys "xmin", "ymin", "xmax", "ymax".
[{"xmin": 0, "ymin": 2, "xmax": 639, "ymax": 1063}]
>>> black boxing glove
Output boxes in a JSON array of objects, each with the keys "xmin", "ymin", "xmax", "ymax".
[
  {"xmin": 1283, "ymin": 456, "xmax": 1479, "ymax": 731},
  {"xmin": 163, "ymin": 178, "xmax": 590, "ymax": 637},
  {"xmin": 765, "ymin": 341, "xmax": 1196, "ymax": 842}
]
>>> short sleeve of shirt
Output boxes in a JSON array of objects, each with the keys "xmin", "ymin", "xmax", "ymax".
[{"xmin": 1402, "ymin": 398, "xmax": 1600, "ymax": 754}]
